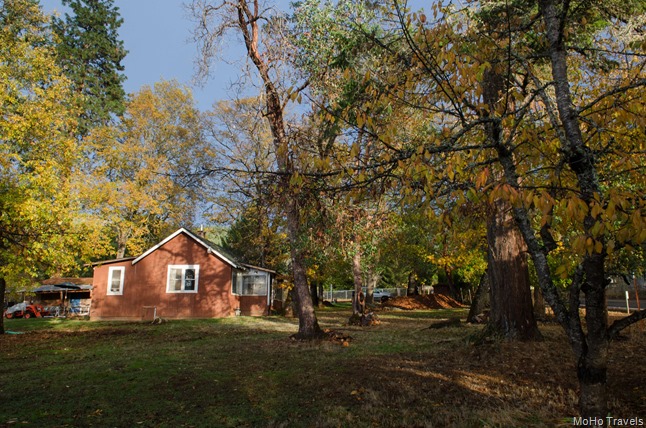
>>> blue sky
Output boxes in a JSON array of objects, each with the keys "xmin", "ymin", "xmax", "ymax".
[
  {"xmin": 39, "ymin": 1, "xmax": 428, "ymax": 112},
  {"xmin": 40, "ymin": 0, "xmax": 253, "ymax": 112}
]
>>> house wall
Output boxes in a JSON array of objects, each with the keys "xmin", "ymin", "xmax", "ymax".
[
  {"xmin": 239, "ymin": 296, "xmax": 269, "ymax": 316},
  {"xmin": 91, "ymin": 233, "xmax": 267, "ymax": 320}
]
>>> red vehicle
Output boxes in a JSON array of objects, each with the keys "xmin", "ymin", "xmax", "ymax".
[{"xmin": 4, "ymin": 303, "xmax": 48, "ymax": 319}]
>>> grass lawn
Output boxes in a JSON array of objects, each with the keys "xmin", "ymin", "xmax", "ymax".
[{"xmin": 1, "ymin": 305, "xmax": 644, "ymax": 427}]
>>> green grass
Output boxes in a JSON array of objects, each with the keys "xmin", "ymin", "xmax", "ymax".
[{"xmin": 1, "ymin": 307, "xmax": 644, "ymax": 427}]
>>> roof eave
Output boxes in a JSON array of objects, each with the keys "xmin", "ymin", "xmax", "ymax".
[{"xmin": 132, "ymin": 228, "xmax": 240, "ymax": 268}]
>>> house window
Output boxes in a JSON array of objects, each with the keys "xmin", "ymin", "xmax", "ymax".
[
  {"xmin": 107, "ymin": 266, "xmax": 125, "ymax": 295},
  {"xmin": 232, "ymin": 272, "xmax": 268, "ymax": 296},
  {"xmin": 167, "ymin": 265, "xmax": 199, "ymax": 293}
]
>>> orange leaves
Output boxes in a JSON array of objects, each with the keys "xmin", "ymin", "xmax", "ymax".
[
  {"xmin": 570, "ymin": 235, "xmax": 603, "ymax": 257},
  {"xmin": 355, "ymin": 113, "xmax": 366, "ymax": 130},
  {"xmin": 488, "ymin": 182, "xmax": 521, "ymax": 207},
  {"xmin": 475, "ymin": 167, "xmax": 490, "ymax": 190},
  {"xmin": 630, "ymin": 209, "xmax": 644, "ymax": 232},
  {"xmin": 590, "ymin": 202, "xmax": 604, "ymax": 220},
  {"xmin": 565, "ymin": 197, "xmax": 588, "ymax": 224}
]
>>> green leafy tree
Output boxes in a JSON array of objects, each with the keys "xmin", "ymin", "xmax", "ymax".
[
  {"xmin": 308, "ymin": 195, "xmax": 393, "ymax": 315},
  {"xmin": 0, "ymin": 0, "xmax": 87, "ymax": 333},
  {"xmin": 52, "ymin": 0, "xmax": 127, "ymax": 134}
]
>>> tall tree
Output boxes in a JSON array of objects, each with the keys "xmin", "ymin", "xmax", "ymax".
[
  {"xmin": 531, "ymin": 0, "xmax": 645, "ymax": 415},
  {"xmin": 0, "ymin": 0, "xmax": 83, "ymax": 333},
  {"xmin": 485, "ymin": 197, "xmax": 540, "ymax": 339},
  {"xmin": 52, "ymin": 0, "xmax": 127, "ymax": 134},
  {"xmin": 85, "ymin": 80, "xmax": 211, "ymax": 257},
  {"xmin": 189, "ymin": 0, "xmax": 324, "ymax": 339},
  {"xmin": 477, "ymin": 5, "xmax": 542, "ymax": 340},
  {"xmin": 204, "ymin": 98, "xmax": 288, "ymax": 270},
  {"xmin": 292, "ymin": 0, "xmax": 495, "ymax": 313},
  {"xmin": 388, "ymin": 0, "xmax": 646, "ymax": 416},
  {"xmin": 296, "ymin": 0, "xmax": 646, "ymax": 415},
  {"xmin": 311, "ymin": 196, "xmax": 392, "ymax": 317}
]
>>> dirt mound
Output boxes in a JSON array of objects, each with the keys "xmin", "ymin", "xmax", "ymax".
[{"xmin": 382, "ymin": 293, "xmax": 465, "ymax": 310}]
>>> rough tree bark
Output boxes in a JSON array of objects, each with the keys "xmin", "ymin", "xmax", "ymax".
[
  {"xmin": 115, "ymin": 229, "xmax": 128, "ymax": 259},
  {"xmin": 482, "ymin": 64, "xmax": 541, "ymax": 341},
  {"xmin": 351, "ymin": 250, "xmax": 364, "ymax": 316},
  {"xmin": 533, "ymin": 286, "xmax": 546, "ymax": 320},
  {"xmin": 539, "ymin": 0, "xmax": 609, "ymax": 415},
  {"xmin": 0, "ymin": 277, "xmax": 5, "ymax": 335},
  {"xmin": 467, "ymin": 271, "xmax": 490, "ymax": 324},
  {"xmin": 486, "ymin": 199, "xmax": 542, "ymax": 340}
]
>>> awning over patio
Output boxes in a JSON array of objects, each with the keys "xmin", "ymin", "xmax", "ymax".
[{"xmin": 33, "ymin": 283, "xmax": 93, "ymax": 293}]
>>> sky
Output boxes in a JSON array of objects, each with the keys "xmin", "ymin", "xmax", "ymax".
[
  {"xmin": 39, "ymin": 0, "xmax": 429, "ymax": 112},
  {"xmin": 39, "ymin": 0, "xmax": 258, "ymax": 112}
]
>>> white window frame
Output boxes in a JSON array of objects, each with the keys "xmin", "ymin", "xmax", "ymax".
[
  {"xmin": 107, "ymin": 266, "xmax": 125, "ymax": 295},
  {"xmin": 166, "ymin": 265, "xmax": 199, "ymax": 293},
  {"xmin": 232, "ymin": 271, "xmax": 268, "ymax": 296}
]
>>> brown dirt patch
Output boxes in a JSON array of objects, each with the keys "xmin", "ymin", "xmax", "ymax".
[{"xmin": 382, "ymin": 293, "xmax": 465, "ymax": 310}]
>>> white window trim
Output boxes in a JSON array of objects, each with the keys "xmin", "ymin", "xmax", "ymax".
[
  {"xmin": 166, "ymin": 265, "xmax": 199, "ymax": 294},
  {"xmin": 107, "ymin": 266, "xmax": 125, "ymax": 295},
  {"xmin": 231, "ymin": 271, "xmax": 268, "ymax": 296}
]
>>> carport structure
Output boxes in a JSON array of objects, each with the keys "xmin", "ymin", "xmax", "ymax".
[{"xmin": 33, "ymin": 278, "xmax": 93, "ymax": 316}]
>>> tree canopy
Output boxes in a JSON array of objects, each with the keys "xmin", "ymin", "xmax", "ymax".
[
  {"xmin": 84, "ymin": 80, "xmax": 212, "ymax": 258},
  {"xmin": 52, "ymin": 0, "xmax": 127, "ymax": 134},
  {"xmin": 0, "ymin": 0, "xmax": 84, "ymax": 287}
]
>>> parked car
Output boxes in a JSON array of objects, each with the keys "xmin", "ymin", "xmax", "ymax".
[{"xmin": 372, "ymin": 289, "xmax": 392, "ymax": 302}]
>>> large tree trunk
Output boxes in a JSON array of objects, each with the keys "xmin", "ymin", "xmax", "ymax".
[
  {"xmin": 577, "ymin": 255, "xmax": 609, "ymax": 417},
  {"xmin": 351, "ymin": 250, "xmax": 364, "ymax": 316},
  {"xmin": 278, "ymin": 194, "xmax": 322, "ymax": 335},
  {"xmin": 467, "ymin": 271, "xmax": 490, "ymax": 323},
  {"xmin": 480, "ymin": 53, "xmax": 541, "ymax": 341},
  {"xmin": 0, "ymin": 277, "xmax": 5, "ymax": 334},
  {"xmin": 533, "ymin": 285, "xmax": 546, "ymax": 320},
  {"xmin": 406, "ymin": 271, "xmax": 418, "ymax": 296},
  {"xmin": 284, "ymin": 183, "xmax": 323, "ymax": 339},
  {"xmin": 486, "ymin": 199, "xmax": 542, "ymax": 340}
]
